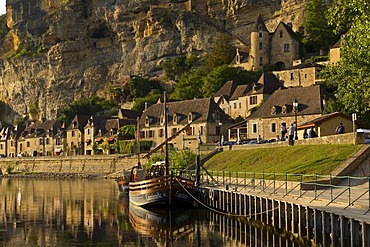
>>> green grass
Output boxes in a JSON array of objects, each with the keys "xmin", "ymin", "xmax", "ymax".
[{"xmin": 204, "ymin": 145, "xmax": 362, "ymax": 176}]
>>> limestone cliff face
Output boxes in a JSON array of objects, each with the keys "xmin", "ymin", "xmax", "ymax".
[{"xmin": 0, "ymin": 0, "xmax": 308, "ymax": 121}]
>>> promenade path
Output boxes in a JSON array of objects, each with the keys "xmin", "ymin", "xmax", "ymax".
[{"xmin": 206, "ymin": 176, "xmax": 370, "ymax": 223}]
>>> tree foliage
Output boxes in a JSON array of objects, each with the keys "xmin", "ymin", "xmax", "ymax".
[
  {"xmin": 322, "ymin": 0, "xmax": 370, "ymax": 124},
  {"xmin": 118, "ymin": 124, "xmax": 136, "ymax": 140},
  {"xmin": 303, "ymin": 0, "xmax": 337, "ymax": 52},
  {"xmin": 162, "ymin": 55, "xmax": 199, "ymax": 81},
  {"xmin": 205, "ymin": 33, "xmax": 235, "ymax": 70},
  {"xmin": 129, "ymin": 76, "xmax": 162, "ymax": 99},
  {"xmin": 58, "ymin": 96, "xmax": 115, "ymax": 123}
]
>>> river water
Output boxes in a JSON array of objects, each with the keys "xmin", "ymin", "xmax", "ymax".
[{"xmin": 0, "ymin": 178, "xmax": 311, "ymax": 246}]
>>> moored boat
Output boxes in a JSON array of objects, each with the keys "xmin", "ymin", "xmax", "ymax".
[{"xmin": 128, "ymin": 92, "xmax": 198, "ymax": 207}]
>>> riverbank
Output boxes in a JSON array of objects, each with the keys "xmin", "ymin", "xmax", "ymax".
[{"xmin": 0, "ymin": 154, "xmax": 147, "ymax": 178}]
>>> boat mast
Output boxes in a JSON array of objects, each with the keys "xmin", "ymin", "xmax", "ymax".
[
  {"xmin": 164, "ymin": 92, "xmax": 169, "ymax": 176},
  {"xmin": 136, "ymin": 117, "xmax": 141, "ymax": 169}
]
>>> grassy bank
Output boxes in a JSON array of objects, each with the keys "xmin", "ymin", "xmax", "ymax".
[{"xmin": 203, "ymin": 145, "xmax": 362, "ymax": 175}]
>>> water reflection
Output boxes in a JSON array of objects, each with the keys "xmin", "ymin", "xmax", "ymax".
[{"xmin": 0, "ymin": 178, "xmax": 311, "ymax": 246}]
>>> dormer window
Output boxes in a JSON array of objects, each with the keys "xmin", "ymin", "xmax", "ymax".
[
  {"xmin": 271, "ymin": 106, "xmax": 276, "ymax": 115},
  {"xmin": 145, "ymin": 116, "xmax": 150, "ymax": 127},
  {"xmin": 72, "ymin": 121, "xmax": 77, "ymax": 128},
  {"xmin": 188, "ymin": 112, "xmax": 194, "ymax": 123},
  {"xmin": 173, "ymin": 113, "xmax": 178, "ymax": 125},
  {"xmin": 160, "ymin": 114, "xmax": 164, "ymax": 126},
  {"xmin": 282, "ymin": 105, "xmax": 287, "ymax": 114}
]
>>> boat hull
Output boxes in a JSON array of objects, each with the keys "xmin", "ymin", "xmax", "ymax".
[{"xmin": 129, "ymin": 175, "xmax": 196, "ymax": 207}]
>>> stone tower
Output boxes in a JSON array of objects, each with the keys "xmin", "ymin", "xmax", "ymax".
[{"xmin": 249, "ymin": 15, "xmax": 270, "ymax": 71}]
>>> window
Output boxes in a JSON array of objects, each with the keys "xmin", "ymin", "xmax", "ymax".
[
  {"xmin": 284, "ymin": 43, "xmax": 290, "ymax": 52},
  {"xmin": 27, "ymin": 142, "xmax": 30, "ymax": 147},
  {"xmin": 290, "ymin": 73, "xmax": 294, "ymax": 80},
  {"xmin": 253, "ymin": 124, "xmax": 257, "ymax": 133},
  {"xmin": 305, "ymin": 74, "xmax": 307, "ymax": 79},
  {"xmin": 56, "ymin": 138, "xmax": 61, "ymax": 145},
  {"xmin": 0, "ymin": 144, "xmax": 3, "ymax": 150},
  {"xmin": 173, "ymin": 114, "xmax": 177, "ymax": 124},
  {"xmin": 87, "ymin": 129, "xmax": 90, "ymax": 135},
  {"xmin": 39, "ymin": 139, "xmax": 43, "ymax": 145},
  {"xmin": 259, "ymin": 32, "xmax": 262, "ymax": 38},
  {"xmin": 234, "ymin": 103, "xmax": 237, "ymax": 109},
  {"xmin": 250, "ymin": 95, "xmax": 258, "ymax": 105},
  {"xmin": 46, "ymin": 138, "xmax": 50, "ymax": 145},
  {"xmin": 188, "ymin": 112, "xmax": 193, "ymax": 123},
  {"xmin": 272, "ymin": 123, "xmax": 276, "ymax": 132},
  {"xmin": 11, "ymin": 140, "xmax": 13, "ymax": 147},
  {"xmin": 239, "ymin": 102, "xmax": 242, "ymax": 108},
  {"xmin": 172, "ymin": 128, "xmax": 177, "ymax": 136},
  {"xmin": 216, "ymin": 126, "xmax": 221, "ymax": 135},
  {"xmin": 20, "ymin": 144, "xmax": 23, "ymax": 152},
  {"xmin": 72, "ymin": 131, "xmax": 75, "ymax": 137},
  {"xmin": 145, "ymin": 116, "xmax": 150, "ymax": 127},
  {"xmin": 279, "ymin": 30, "xmax": 283, "ymax": 38},
  {"xmin": 199, "ymin": 126, "xmax": 204, "ymax": 135},
  {"xmin": 158, "ymin": 129, "xmax": 164, "ymax": 137},
  {"xmin": 259, "ymin": 42, "xmax": 263, "ymax": 50},
  {"xmin": 259, "ymin": 57, "xmax": 263, "ymax": 66}
]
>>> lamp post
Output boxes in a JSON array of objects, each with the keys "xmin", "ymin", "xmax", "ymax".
[{"xmin": 293, "ymin": 99, "xmax": 299, "ymax": 140}]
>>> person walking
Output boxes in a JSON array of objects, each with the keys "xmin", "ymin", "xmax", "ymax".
[
  {"xmin": 288, "ymin": 123, "xmax": 295, "ymax": 146},
  {"xmin": 280, "ymin": 123, "xmax": 287, "ymax": 141}
]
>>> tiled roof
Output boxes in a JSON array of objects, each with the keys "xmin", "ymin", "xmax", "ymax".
[
  {"xmin": 291, "ymin": 62, "xmax": 325, "ymax": 70},
  {"xmin": 248, "ymin": 85, "xmax": 328, "ymax": 119},
  {"xmin": 230, "ymin": 84, "xmax": 252, "ymax": 101},
  {"xmin": 276, "ymin": 22, "xmax": 300, "ymax": 42},
  {"xmin": 140, "ymin": 98, "xmax": 232, "ymax": 126},
  {"xmin": 117, "ymin": 109, "xmax": 141, "ymax": 120},
  {"xmin": 214, "ymin": 80, "xmax": 239, "ymax": 99},
  {"xmin": 22, "ymin": 119, "xmax": 61, "ymax": 138},
  {"xmin": 254, "ymin": 15, "xmax": 268, "ymax": 32},
  {"xmin": 66, "ymin": 115, "xmax": 90, "ymax": 131},
  {"xmin": 246, "ymin": 73, "xmax": 281, "ymax": 96},
  {"xmin": 330, "ymin": 39, "xmax": 342, "ymax": 49},
  {"xmin": 298, "ymin": 112, "xmax": 351, "ymax": 128}
]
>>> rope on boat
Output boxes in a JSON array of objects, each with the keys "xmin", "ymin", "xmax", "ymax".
[{"xmin": 174, "ymin": 176, "xmax": 279, "ymax": 218}]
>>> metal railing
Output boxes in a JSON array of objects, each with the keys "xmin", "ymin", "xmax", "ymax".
[{"xmin": 178, "ymin": 170, "xmax": 370, "ymax": 213}]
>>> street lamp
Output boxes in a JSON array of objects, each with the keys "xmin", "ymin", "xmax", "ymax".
[{"xmin": 293, "ymin": 99, "xmax": 299, "ymax": 140}]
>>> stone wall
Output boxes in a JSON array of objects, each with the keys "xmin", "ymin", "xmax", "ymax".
[{"xmin": 0, "ymin": 154, "xmax": 147, "ymax": 176}]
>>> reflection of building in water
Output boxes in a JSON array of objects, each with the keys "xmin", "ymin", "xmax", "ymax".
[{"xmin": 0, "ymin": 179, "xmax": 119, "ymax": 243}]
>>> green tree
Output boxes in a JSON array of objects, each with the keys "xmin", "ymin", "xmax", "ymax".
[
  {"xmin": 303, "ymin": 0, "xmax": 336, "ymax": 52},
  {"xmin": 202, "ymin": 65, "xmax": 261, "ymax": 97},
  {"xmin": 129, "ymin": 76, "xmax": 161, "ymax": 99},
  {"xmin": 162, "ymin": 55, "xmax": 199, "ymax": 81},
  {"xmin": 132, "ymin": 90, "xmax": 162, "ymax": 112},
  {"xmin": 170, "ymin": 67, "xmax": 208, "ymax": 100},
  {"xmin": 118, "ymin": 125, "xmax": 136, "ymax": 140},
  {"xmin": 205, "ymin": 33, "xmax": 235, "ymax": 70},
  {"xmin": 58, "ymin": 96, "xmax": 115, "ymax": 123},
  {"xmin": 169, "ymin": 150, "xmax": 196, "ymax": 170},
  {"xmin": 323, "ymin": 1, "xmax": 370, "ymax": 116}
]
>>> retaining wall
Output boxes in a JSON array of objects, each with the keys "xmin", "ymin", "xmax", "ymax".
[
  {"xmin": 0, "ymin": 155, "xmax": 147, "ymax": 176},
  {"xmin": 197, "ymin": 187, "xmax": 370, "ymax": 246}
]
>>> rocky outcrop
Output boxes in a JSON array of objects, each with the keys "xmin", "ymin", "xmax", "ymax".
[{"xmin": 0, "ymin": 0, "xmax": 308, "ymax": 122}]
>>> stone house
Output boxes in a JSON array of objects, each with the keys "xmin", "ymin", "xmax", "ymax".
[
  {"xmin": 228, "ymin": 85, "xmax": 329, "ymax": 141},
  {"xmin": 83, "ymin": 116, "xmax": 107, "ymax": 155},
  {"xmin": 6, "ymin": 124, "xmax": 25, "ymax": 157},
  {"xmin": 0, "ymin": 123, "xmax": 14, "ymax": 157},
  {"xmin": 329, "ymin": 38, "xmax": 342, "ymax": 65},
  {"xmin": 214, "ymin": 73, "xmax": 281, "ymax": 120},
  {"xmin": 273, "ymin": 62, "xmax": 325, "ymax": 88},
  {"xmin": 234, "ymin": 15, "xmax": 301, "ymax": 71},
  {"xmin": 17, "ymin": 119, "xmax": 61, "ymax": 156},
  {"xmin": 297, "ymin": 112, "xmax": 354, "ymax": 138},
  {"xmin": 53, "ymin": 126, "xmax": 67, "ymax": 156},
  {"xmin": 214, "ymin": 81, "xmax": 239, "ymax": 116},
  {"xmin": 139, "ymin": 98, "xmax": 233, "ymax": 152},
  {"xmin": 66, "ymin": 115, "xmax": 90, "ymax": 155}
]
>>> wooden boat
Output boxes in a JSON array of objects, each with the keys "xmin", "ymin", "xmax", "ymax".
[
  {"xmin": 129, "ymin": 203, "xmax": 194, "ymax": 243},
  {"xmin": 115, "ymin": 170, "xmax": 130, "ymax": 194},
  {"xmin": 129, "ymin": 92, "xmax": 198, "ymax": 207}
]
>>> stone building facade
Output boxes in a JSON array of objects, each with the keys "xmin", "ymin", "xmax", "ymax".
[
  {"xmin": 139, "ymin": 98, "xmax": 233, "ymax": 152},
  {"xmin": 234, "ymin": 15, "xmax": 301, "ymax": 71}
]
